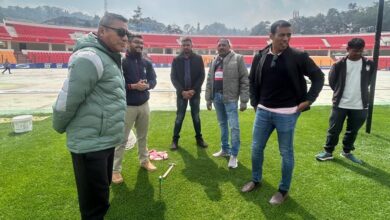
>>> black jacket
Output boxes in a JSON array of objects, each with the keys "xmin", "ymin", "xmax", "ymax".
[
  {"xmin": 329, "ymin": 56, "xmax": 374, "ymax": 108},
  {"xmin": 122, "ymin": 52, "xmax": 157, "ymax": 106},
  {"xmin": 249, "ymin": 45, "xmax": 324, "ymax": 110},
  {"xmin": 170, "ymin": 52, "xmax": 205, "ymax": 98}
]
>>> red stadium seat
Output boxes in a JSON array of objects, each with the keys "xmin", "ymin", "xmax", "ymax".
[
  {"xmin": 26, "ymin": 51, "xmax": 72, "ymax": 63},
  {"xmin": 7, "ymin": 21, "xmax": 90, "ymax": 44}
]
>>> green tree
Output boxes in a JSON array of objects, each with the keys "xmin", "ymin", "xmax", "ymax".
[
  {"xmin": 250, "ymin": 21, "xmax": 270, "ymax": 35},
  {"xmin": 130, "ymin": 6, "xmax": 142, "ymax": 31},
  {"xmin": 165, "ymin": 24, "xmax": 182, "ymax": 34},
  {"xmin": 325, "ymin": 8, "xmax": 345, "ymax": 33},
  {"xmin": 183, "ymin": 24, "xmax": 197, "ymax": 35}
]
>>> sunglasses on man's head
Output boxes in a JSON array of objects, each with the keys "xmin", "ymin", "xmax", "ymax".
[
  {"xmin": 102, "ymin": 25, "xmax": 130, "ymax": 38},
  {"xmin": 270, "ymin": 54, "xmax": 278, "ymax": 68}
]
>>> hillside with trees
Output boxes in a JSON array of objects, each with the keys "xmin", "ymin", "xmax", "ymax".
[{"xmin": 0, "ymin": 1, "xmax": 389, "ymax": 35}]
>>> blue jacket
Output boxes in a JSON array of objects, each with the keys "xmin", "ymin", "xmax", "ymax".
[{"xmin": 122, "ymin": 51, "xmax": 157, "ymax": 106}]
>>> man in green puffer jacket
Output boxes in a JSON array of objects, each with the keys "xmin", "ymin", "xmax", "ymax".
[{"xmin": 52, "ymin": 12, "xmax": 129, "ymax": 220}]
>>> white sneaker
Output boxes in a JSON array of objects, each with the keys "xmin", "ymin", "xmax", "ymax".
[
  {"xmin": 212, "ymin": 149, "xmax": 230, "ymax": 157},
  {"xmin": 228, "ymin": 156, "xmax": 238, "ymax": 168}
]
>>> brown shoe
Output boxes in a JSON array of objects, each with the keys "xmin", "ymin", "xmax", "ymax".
[
  {"xmin": 141, "ymin": 160, "xmax": 157, "ymax": 172},
  {"xmin": 269, "ymin": 192, "xmax": 288, "ymax": 205},
  {"xmin": 241, "ymin": 181, "xmax": 260, "ymax": 192},
  {"xmin": 112, "ymin": 172, "xmax": 123, "ymax": 184},
  {"xmin": 171, "ymin": 141, "xmax": 179, "ymax": 150}
]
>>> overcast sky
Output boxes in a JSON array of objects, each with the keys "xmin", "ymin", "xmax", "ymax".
[{"xmin": 1, "ymin": 0, "xmax": 376, "ymax": 29}]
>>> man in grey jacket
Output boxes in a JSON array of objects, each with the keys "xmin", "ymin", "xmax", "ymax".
[
  {"xmin": 205, "ymin": 38, "xmax": 249, "ymax": 169},
  {"xmin": 52, "ymin": 13, "xmax": 129, "ymax": 219}
]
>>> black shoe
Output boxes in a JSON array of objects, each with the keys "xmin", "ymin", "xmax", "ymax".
[
  {"xmin": 196, "ymin": 138, "xmax": 208, "ymax": 148},
  {"xmin": 171, "ymin": 141, "xmax": 179, "ymax": 150}
]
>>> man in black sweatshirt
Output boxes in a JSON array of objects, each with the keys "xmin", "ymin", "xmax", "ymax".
[
  {"xmin": 113, "ymin": 34, "xmax": 157, "ymax": 184},
  {"xmin": 170, "ymin": 37, "xmax": 208, "ymax": 150},
  {"xmin": 241, "ymin": 20, "xmax": 324, "ymax": 205}
]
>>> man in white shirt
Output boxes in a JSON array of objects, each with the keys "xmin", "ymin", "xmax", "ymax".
[{"xmin": 316, "ymin": 38, "xmax": 374, "ymax": 164}]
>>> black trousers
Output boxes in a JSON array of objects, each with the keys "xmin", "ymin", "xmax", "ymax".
[
  {"xmin": 324, "ymin": 107, "xmax": 367, "ymax": 153},
  {"xmin": 2, "ymin": 67, "xmax": 11, "ymax": 74},
  {"xmin": 71, "ymin": 147, "xmax": 114, "ymax": 220},
  {"xmin": 173, "ymin": 95, "xmax": 202, "ymax": 141}
]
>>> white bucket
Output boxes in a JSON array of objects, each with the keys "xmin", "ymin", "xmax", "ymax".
[
  {"xmin": 125, "ymin": 130, "xmax": 137, "ymax": 150},
  {"xmin": 12, "ymin": 115, "xmax": 33, "ymax": 133}
]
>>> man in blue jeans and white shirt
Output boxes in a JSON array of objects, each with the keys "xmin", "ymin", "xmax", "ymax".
[
  {"xmin": 241, "ymin": 20, "xmax": 324, "ymax": 205},
  {"xmin": 316, "ymin": 38, "xmax": 374, "ymax": 164},
  {"xmin": 205, "ymin": 38, "xmax": 249, "ymax": 169}
]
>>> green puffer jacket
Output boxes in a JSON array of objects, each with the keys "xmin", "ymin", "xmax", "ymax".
[{"xmin": 52, "ymin": 33, "xmax": 126, "ymax": 153}]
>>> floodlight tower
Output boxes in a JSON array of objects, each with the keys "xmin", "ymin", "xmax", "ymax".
[
  {"xmin": 293, "ymin": 10, "xmax": 299, "ymax": 19},
  {"xmin": 104, "ymin": 0, "xmax": 107, "ymax": 12}
]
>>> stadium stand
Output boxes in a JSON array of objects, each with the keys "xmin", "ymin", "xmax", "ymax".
[
  {"xmin": 191, "ymin": 36, "xmax": 221, "ymax": 49},
  {"xmin": 0, "ymin": 25, "xmax": 12, "ymax": 40},
  {"xmin": 149, "ymin": 54, "xmax": 175, "ymax": 64},
  {"xmin": 310, "ymin": 56, "xmax": 335, "ymax": 67},
  {"xmin": 6, "ymin": 21, "xmax": 90, "ymax": 44},
  {"xmin": 143, "ymin": 34, "xmax": 179, "ymax": 48},
  {"xmin": 229, "ymin": 36, "xmax": 269, "ymax": 49},
  {"xmin": 325, "ymin": 35, "xmax": 376, "ymax": 49},
  {"xmin": 0, "ymin": 20, "xmax": 389, "ymax": 69},
  {"xmin": 0, "ymin": 49, "xmax": 17, "ymax": 63},
  {"xmin": 289, "ymin": 37, "xmax": 327, "ymax": 49},
  {"xmin": 378, "ymin": 57, "xmax": 390, "ymax": 70},
  {"xmin": 25, "ymin": 50, "xmax": 71, "ymax": 63}
]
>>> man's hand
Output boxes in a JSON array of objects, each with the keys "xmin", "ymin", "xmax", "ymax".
[
  {"xmin": 141, "ymin": 79, "xmax": 150, "ymax": 89},
  {"xmin": 239, "ymin": 102, "xmax": 247, "ymax": 112},
  {"xmin": 188, "ymin": 90, "xmax": 195, "ymax": 97},
  {"xmin": 206, "ymin": 101, "xmax": 212, "ymax": 110},
  {"xmin": 297, "ymin": 101, "xmax": 311, "ymax": 112},
  {"xmin": 182, "ymin": 90, "xmax": 195, "ymax": 99},
  {"xmin": 181, "ymin": 91, "xmax": 190, "ymax": 99},
  {"xmin": 130, "ymin": 80, "xmax": 149, "ymax": 91}
]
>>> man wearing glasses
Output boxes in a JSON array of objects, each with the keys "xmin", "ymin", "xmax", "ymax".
[
  {"xmin": 112, "ymin": 34, "xmax": 157, "ymax": 184},
  {"xmin": 241, "ymin": 20, "xmax": 324, "ymax": 205},
  {"xmin": 53, "ymin": 12, "xmax": 129, "ymax": 219},
  {"xmin": 205, "ymin": 38, "xmax": 249, "ymax": 169}
]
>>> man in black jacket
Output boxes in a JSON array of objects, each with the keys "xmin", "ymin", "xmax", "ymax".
[
  {"xmin": 112, "ymin": 34, "xmax": 157, "ymax": 184},
  {"xmin": 316, "ymin": 38, "xmax": 374, "ymax": 164},
  {"xmin": 241, "ymin": 20, "xmax": 324, "ymax": 205},
  {"xmin": 2, "ymin": 59, "xmax": 11, "ymax": 74},
  {"xmin": 170, "ymin": 37, "xmax": 208, "ymax": 150}
]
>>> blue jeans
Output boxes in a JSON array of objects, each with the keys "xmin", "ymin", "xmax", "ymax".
[
  {"xmin": 213, "ymin": 92, "xmax": 240, "ymax": 156},
  {"xmin": 251, "ymin": 108, "xmax": 300, "ymax": 192}
]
